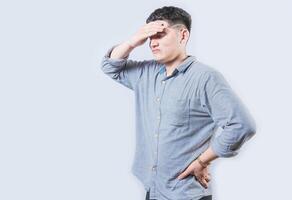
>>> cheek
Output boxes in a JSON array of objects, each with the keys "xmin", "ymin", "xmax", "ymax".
[
  {"xmin": 165, "ymin": 37, "xmax": 180, "ymax": 49},
  {"xmin": 158, "ymin": 36, "xmax": 180, "ymax": 55},
  {"xmin": 163, "ymin": 43, "xmax": 179, "ymax": 55},
  {"xmin": 160, "ymin": 39, "xmax": 174, "ymax": 48}
]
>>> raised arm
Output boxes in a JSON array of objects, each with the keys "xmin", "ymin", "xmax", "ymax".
[{"xmin": 101, "ymin": 20, "xmax": 167, "ymax": 90}]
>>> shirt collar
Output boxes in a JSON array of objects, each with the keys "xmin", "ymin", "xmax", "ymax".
[{"xmin": 158, "ymin": 55, "xmax": 197, "ymax": 75}]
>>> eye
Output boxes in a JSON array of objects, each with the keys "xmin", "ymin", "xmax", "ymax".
[
  {"xmin": 155, "ymin": 32, "xmax": 166, "ymax": 39},
  {"xmin": 158, "ymin": 32, "xmax": 166, "ymax": 37},
  {"xmin": 149, "ymin": 32, "xmax": 166, "ymax": 40}
]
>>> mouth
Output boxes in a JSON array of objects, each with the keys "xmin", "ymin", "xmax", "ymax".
[{"xmin": 152, "ymin": 49, "xmax": 160, "ymax": 54}]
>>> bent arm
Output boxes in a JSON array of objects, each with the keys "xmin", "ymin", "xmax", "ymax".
[
  {"xmin": 110, "ymin": 41, "xmax": 134, "ymax": 59},
  {"xmin": 200, "ymin": 70, "xmax": 257, "ymax": 158},
  {"xmin": 100, "ymin": 45, "xmax": 150, "ymax": 90}
]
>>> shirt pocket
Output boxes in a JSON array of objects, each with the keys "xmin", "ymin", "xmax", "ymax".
[{"xmin": 165, "ymin": 99, "xmax": 190, "ymax": 127}]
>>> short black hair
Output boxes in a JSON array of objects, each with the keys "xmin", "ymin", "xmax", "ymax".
[{"xmin": 146, "ymin": 6, "xmax": 192, "ymax": 33}]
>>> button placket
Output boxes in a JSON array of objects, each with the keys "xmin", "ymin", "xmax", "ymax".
[
  {"xmin": 149, "ymin": 72, "xmax": 168, "ymax": 199},
  {"xmin": 151, "ymin": 78, "xmax": 167, "ymax": 173}
]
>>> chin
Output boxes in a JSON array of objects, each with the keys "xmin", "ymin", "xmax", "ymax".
[{"xmin": 153, "ymin": 54, "xmax": 165, "ymax": 63}]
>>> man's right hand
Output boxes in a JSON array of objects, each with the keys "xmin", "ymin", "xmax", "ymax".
[
  {"xmin": 110, "ymin": 20, "xmax": 167, "ymax": 59},
  {"xmin": 127, "ymin": 20, "xmax": 167, "ymax": 48}
]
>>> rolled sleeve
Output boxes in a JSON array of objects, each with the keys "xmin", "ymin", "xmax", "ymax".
[
  {"xmin": 200, "ymin": 70, "xmax": 256, "ymax": 157},
  {"xmin": 100, "ymin": 45, "xmax": 150, "ymax": 90}
]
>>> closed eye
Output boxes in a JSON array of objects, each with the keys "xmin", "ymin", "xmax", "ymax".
[{"xmin": 150, "ymin": 32, "xmax": 166, "ymax": 40}]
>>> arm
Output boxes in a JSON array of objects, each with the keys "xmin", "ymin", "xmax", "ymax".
[
  {"xmin": 178, "ymin": 70, "xmax": 256, "ymax": 188},
  {"xmin": 109, "ymin": 41, "xmax": 134, "ymax": 59},
  {"xmin": 110, "ymin": 20, "xmax": 166, "ymax": 59},
  {"xmin": 200, "ymin": 70, "xmax": 257, "ymax": 160},
  {"xmin": 101, "ymin": 45, "xmax": 146, "ymax": 90},
  {"xmin": 100, "ymin": 21, "xmax": 167, "ymax": 90}
]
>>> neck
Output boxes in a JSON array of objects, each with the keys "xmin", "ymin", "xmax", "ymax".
[{"xmin": 164, "ymin": 52, "xmax": 188, "ymax": 77}]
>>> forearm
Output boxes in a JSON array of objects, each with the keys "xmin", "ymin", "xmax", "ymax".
[
  {"xmin": 198, "ymin": 146, "xmax": 219, "ymax": 165},
  {"xmin": 110, "ymin": 41, "xmax": 135, "ymax": 59}
]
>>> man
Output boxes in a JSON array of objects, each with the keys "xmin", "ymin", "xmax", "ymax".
[{"xmin": 101, "ymin": 6, "xmax": 256, "ymax": 200}]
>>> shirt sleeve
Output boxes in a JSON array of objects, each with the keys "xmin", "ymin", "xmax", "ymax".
[
  {"xmin": 199, "ymin": 70, "xmax": 257, "ymax": 158},
  {"xmin": 100, "ymin": 45, "xmax": 151, "ymax": 90}
]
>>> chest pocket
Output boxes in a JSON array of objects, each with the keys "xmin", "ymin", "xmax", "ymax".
[{"xmin": 165, "ymin": 99, "xmax": 190, "ymax": 127}]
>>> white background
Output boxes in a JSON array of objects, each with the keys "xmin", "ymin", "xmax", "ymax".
[{"xmin": 1, "ymin": 0, "xmax": 291, "ymax": 199}]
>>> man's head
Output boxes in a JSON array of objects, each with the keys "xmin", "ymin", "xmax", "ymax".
[{"xmin": 146, "ymin": 6, "xmax": 192, "ymax": 63}]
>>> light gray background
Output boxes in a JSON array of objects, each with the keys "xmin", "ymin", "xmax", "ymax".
[{"xmin": 1, "ymin": 0, "xmax": 291, "ymax": 199}]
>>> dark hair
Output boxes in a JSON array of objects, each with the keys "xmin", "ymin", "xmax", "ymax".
[{"xmin": 146, "ymin": 6, "xmax": 192, "ymax": 32}]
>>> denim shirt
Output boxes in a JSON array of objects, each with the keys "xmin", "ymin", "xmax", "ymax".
[{"xmin": 100, "ymin": 46, "xmax": 256, "ymax": 200}]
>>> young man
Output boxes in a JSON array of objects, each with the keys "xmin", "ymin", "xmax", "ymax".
[{"xmin": 101, "ymin": 6, "xmax": 256, "ymax": 200}]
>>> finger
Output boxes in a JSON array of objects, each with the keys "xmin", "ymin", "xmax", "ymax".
[
  {"xmin": 205, "ymin": 175, "xmax": 211, "ymax": 182},
  {"xmin": 194, "ymin": 174, "xmax": 207, "ymax": 187},
  {"xmin": 151, "ymin": 22, "xmax": 166, "ymax": 27},
  {"xmin": 147, "ymin": 21, "xmax": 166, "ymax": 27},
  {"xmin": 144, "ymin": 29, "xmax": 159, "ymax": 35},
  {"xmin": 146, "ymin": 26, "xmax": 165, "ymax": 33},
  {"xmin": 154, "ymin": 20, "xmax": 167, "ymax": 26},
  {"xmin": 177, "ymin": 169, "xmax": 191, "ymax": 180},
  {"xmin": 145, "ymin": 31, "xmax": 159, "ymax": 38},
  {"xmin": 201, "ymin": 171, "xmax": 210, "ymax": 179},
  {"xmin": 144, "ymin": 25, "xmax": 164, "ymax": 32},
  {"xmin": 177, "ymin": 172, "xmax": 187, "ymax": 180},
  {"xmin": 146, "ymin": 27, "xmax": 164, "ymax": 34},
  {"xmin": 194, "ymin": 175, "xmax": 198, "ymax": 181},
  {"xmin": 201, "ymin": 179, "xmax": 208, "ymax": 188},
  {"xmin": 199, "ymin": 178, "xmax": 208, "ymax": 189}
]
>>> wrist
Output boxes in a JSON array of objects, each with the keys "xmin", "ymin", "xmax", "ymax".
[
  {"xmin": 197, "ymin": 156, "xmax": 210, "ymax": 168},
  {"xmin": 124, "ymin": 40, "xmax": 136, "ymax": 49}
]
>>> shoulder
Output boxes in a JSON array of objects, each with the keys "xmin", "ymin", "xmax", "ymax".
[
  {"xmin": 189, "ymin": 60, "xmax": 221, "ymax": 76},
  {"xmin": 188, "ymin": 60, "xmax": 223, "ymax": 82},
  {"xmin": 188, "ymin": 60, "xmax": 230, "ymax": 92}
]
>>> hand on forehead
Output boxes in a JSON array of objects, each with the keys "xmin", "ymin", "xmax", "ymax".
[
  {"xmin": 150, "ymin": 20, "xmax": 169, "ymax": 27},
  {"xmin": 152, "ymin": 20, "xmax": 184, "ymax": 30}
]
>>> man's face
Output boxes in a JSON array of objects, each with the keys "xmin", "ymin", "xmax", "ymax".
[{"xmin": 149, "ymin": 21, "xmax": 188, "ymax": 63}]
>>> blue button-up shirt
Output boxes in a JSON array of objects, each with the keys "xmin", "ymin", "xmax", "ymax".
[{"xmin": 100, "ymin": 46, "xmax": 256, "ymax": 200}]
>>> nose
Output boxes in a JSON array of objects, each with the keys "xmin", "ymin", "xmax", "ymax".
[{"xmin": 150, "ymin": 38, "xmax": 159, "ymax": 49}]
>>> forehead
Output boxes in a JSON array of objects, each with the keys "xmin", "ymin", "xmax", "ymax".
[
  {"xmin": 158, "ymin": 21, "xmax": 185, "ymax": 33},
  {"xmin": 149, "ymin": 20, "xmax": 183, "ymax": 40}
]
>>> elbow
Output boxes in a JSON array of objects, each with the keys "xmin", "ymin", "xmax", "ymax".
[
  {"xmin": 227, "ymin": 120, "xmax": 256, "ymax": 153},
  {"xmin": 243, "ymin": 119, "xmax": 257, "ymax": 140},
  {"xmin": 210, "ymin": 140, "xmax": 239, "ymax": 158},
  {"xmin": 100, "ymin": 59, "xmax": 116, "ymax": 77},
  {"xmin": 100, "ymin": 58, "xmax": 109, "ymax": 73},
  {"xmin": 213, "ymin": 119, "xmax": 257, "ymax": 158}
]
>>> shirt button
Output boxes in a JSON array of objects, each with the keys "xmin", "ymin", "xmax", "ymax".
[
  {"xmin": 162, "ymin": 81, "xmax": 166, "ymax": 84},
  {"xmin": 152, "ymin": 166, "xmax": 156, "ymax": 171},
  {"xmin": 154, "ymin": 133, "xmax": 158, "ymax": 138},
  {"xmin": 156, "ymin": 97, "xmax": 160, "ymax": 102}
]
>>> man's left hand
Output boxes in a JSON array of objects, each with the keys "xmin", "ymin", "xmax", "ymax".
[{"xmin": 176, "ymin": 159, "xmax": 211, "ymax": 189}]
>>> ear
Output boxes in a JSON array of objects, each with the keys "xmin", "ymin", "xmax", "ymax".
[{"xmin": 179, "ymin": 28, "xmax": 190, "ymax": 45}]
